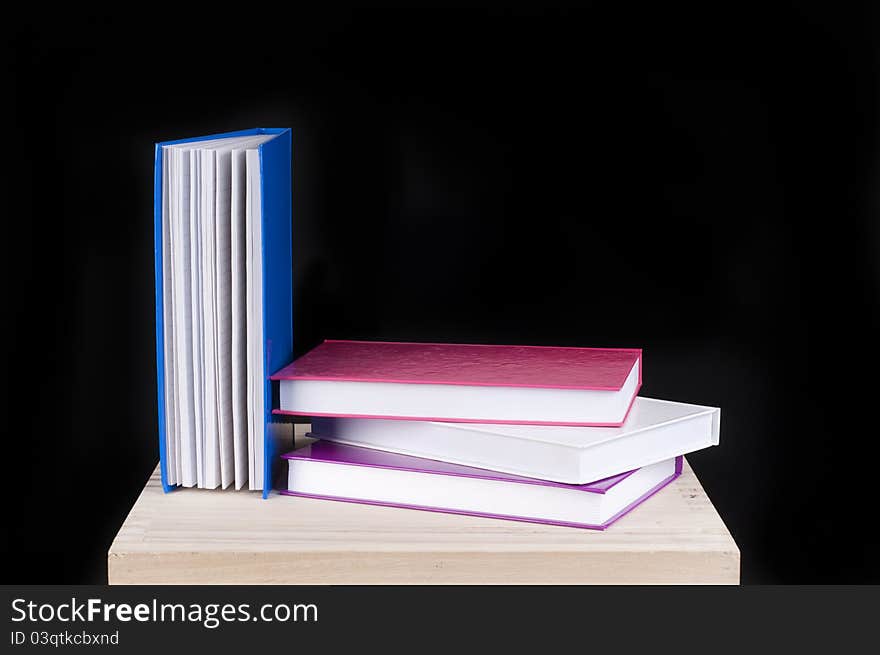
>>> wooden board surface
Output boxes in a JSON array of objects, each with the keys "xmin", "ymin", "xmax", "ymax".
[{"xmin": 109, "ymin": 426, "xmax": 739, "ymax": 584}]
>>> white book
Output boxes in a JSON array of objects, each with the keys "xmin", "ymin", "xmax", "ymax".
[{"xmin": 308, "ymin": 396, "xmax": 720, "ymax": 484}]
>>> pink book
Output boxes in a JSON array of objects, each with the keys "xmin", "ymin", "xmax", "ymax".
[
  {"xmin": 281, "ymin": 441, "xmax": 681, "ymax": 530},
  {"xmin": 270, "ymin": 340, "xmax": 642, "ymax": 426}
]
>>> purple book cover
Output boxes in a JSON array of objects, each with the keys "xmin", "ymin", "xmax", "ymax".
[{"xmin": 280, "ymin": 441, "xmax": 682, "ymax": 530}]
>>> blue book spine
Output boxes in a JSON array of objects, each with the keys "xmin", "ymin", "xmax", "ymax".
[
  {"xmin": 259, "ymin": 129, "xmax": 294, "ymax": 498},
  {"xmin": 153, "ymin": 143, "xmax": 174, "ymax": 492}
]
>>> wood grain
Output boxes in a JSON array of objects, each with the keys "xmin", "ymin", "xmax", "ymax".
[{"xmin": 109, "ymin": 425, "xmax": 739, "ymax": 584}]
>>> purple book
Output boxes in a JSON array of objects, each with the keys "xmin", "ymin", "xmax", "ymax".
[{"xmin": 280, "ymin": 441, "xmax": 682, "ymax": 530}]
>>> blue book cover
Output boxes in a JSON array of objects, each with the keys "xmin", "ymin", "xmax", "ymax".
[{"xmin": 153, "ymin": 128, "xmax": 293, "ymax": 498}]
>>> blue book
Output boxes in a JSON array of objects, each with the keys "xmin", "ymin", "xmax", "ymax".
[{"xmin": 153, "ymin": 128, "xmax": 293, "ymax": 498}]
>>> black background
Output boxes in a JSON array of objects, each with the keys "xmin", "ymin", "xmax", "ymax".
[{"xmin": 6, "ymin": 5, "xmax": 880, "ymax": 584}]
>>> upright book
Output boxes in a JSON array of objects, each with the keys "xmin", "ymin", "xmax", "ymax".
[
  {"xmin": 308, "ymin": 396, "xmax": 720, "ymax": 484},
  {"xmin": 281, "ymin": 441, "xmax": 682, "ymax": 530},
  {"xmin": 271, "ymin": 340, "xmax": 642, "ymax": 426},
  {"xmin": 154, "ymin": 128, "xmax": 293, "ymax": 496}
]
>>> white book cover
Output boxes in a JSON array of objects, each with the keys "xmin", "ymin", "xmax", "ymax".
[{"xmin": 308, "ymin": 396, "xmax": 720, "ymax": 484}]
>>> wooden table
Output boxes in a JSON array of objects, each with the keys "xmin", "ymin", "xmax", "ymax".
[{"xmin": 109, "ymin": 425, "xmax": 739, "ymax": 584}]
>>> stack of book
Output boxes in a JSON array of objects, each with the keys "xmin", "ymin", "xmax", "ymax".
[
  {"xmin": 270, "ymin": 340, "xmax": 719, "ymax": 530},
  {"xmin": 151, "ymin": 127, "xmax": 719, "ymax": 527}
]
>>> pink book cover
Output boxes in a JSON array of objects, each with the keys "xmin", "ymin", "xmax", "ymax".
[
  {"xmin": 270, "ymin": 340, "xmax": 642, "ymax": 426},
  {"xmin": 280, "ymin": 441, "xmax": 681, "ymax": 530}
]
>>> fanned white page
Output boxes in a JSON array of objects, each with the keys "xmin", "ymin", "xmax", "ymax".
[
  {"xmin": 190, "ymin": 150, "xmax": 205, "ymax": 488},
  {"xmin": 230, "ymin": 148, "xmax": 249, "ymax": 489},
  {"xmin": 214, "ymin": 148, "xmax": 235, "ymax": 489},
  {"xmin": 172, "ymin": 147, "xmax": 197, "ymax": 487},
  {"xmin": 160, "ymin": 147, "xmax": 178, "ymax": 486},
  {"xmin": 200, "ymin": 148, "xmax": 221, "ymax": 489},
  {"xmin": 161, "ymin": 133, "xmax": 277, "ymax": 491},
  {"xmin": 246, "ymin": 148, "xmax": 265, "ymax": 491},
  {"xmin": 245, "ymin": 150, "xmax": 257, "ymax": 488}
]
